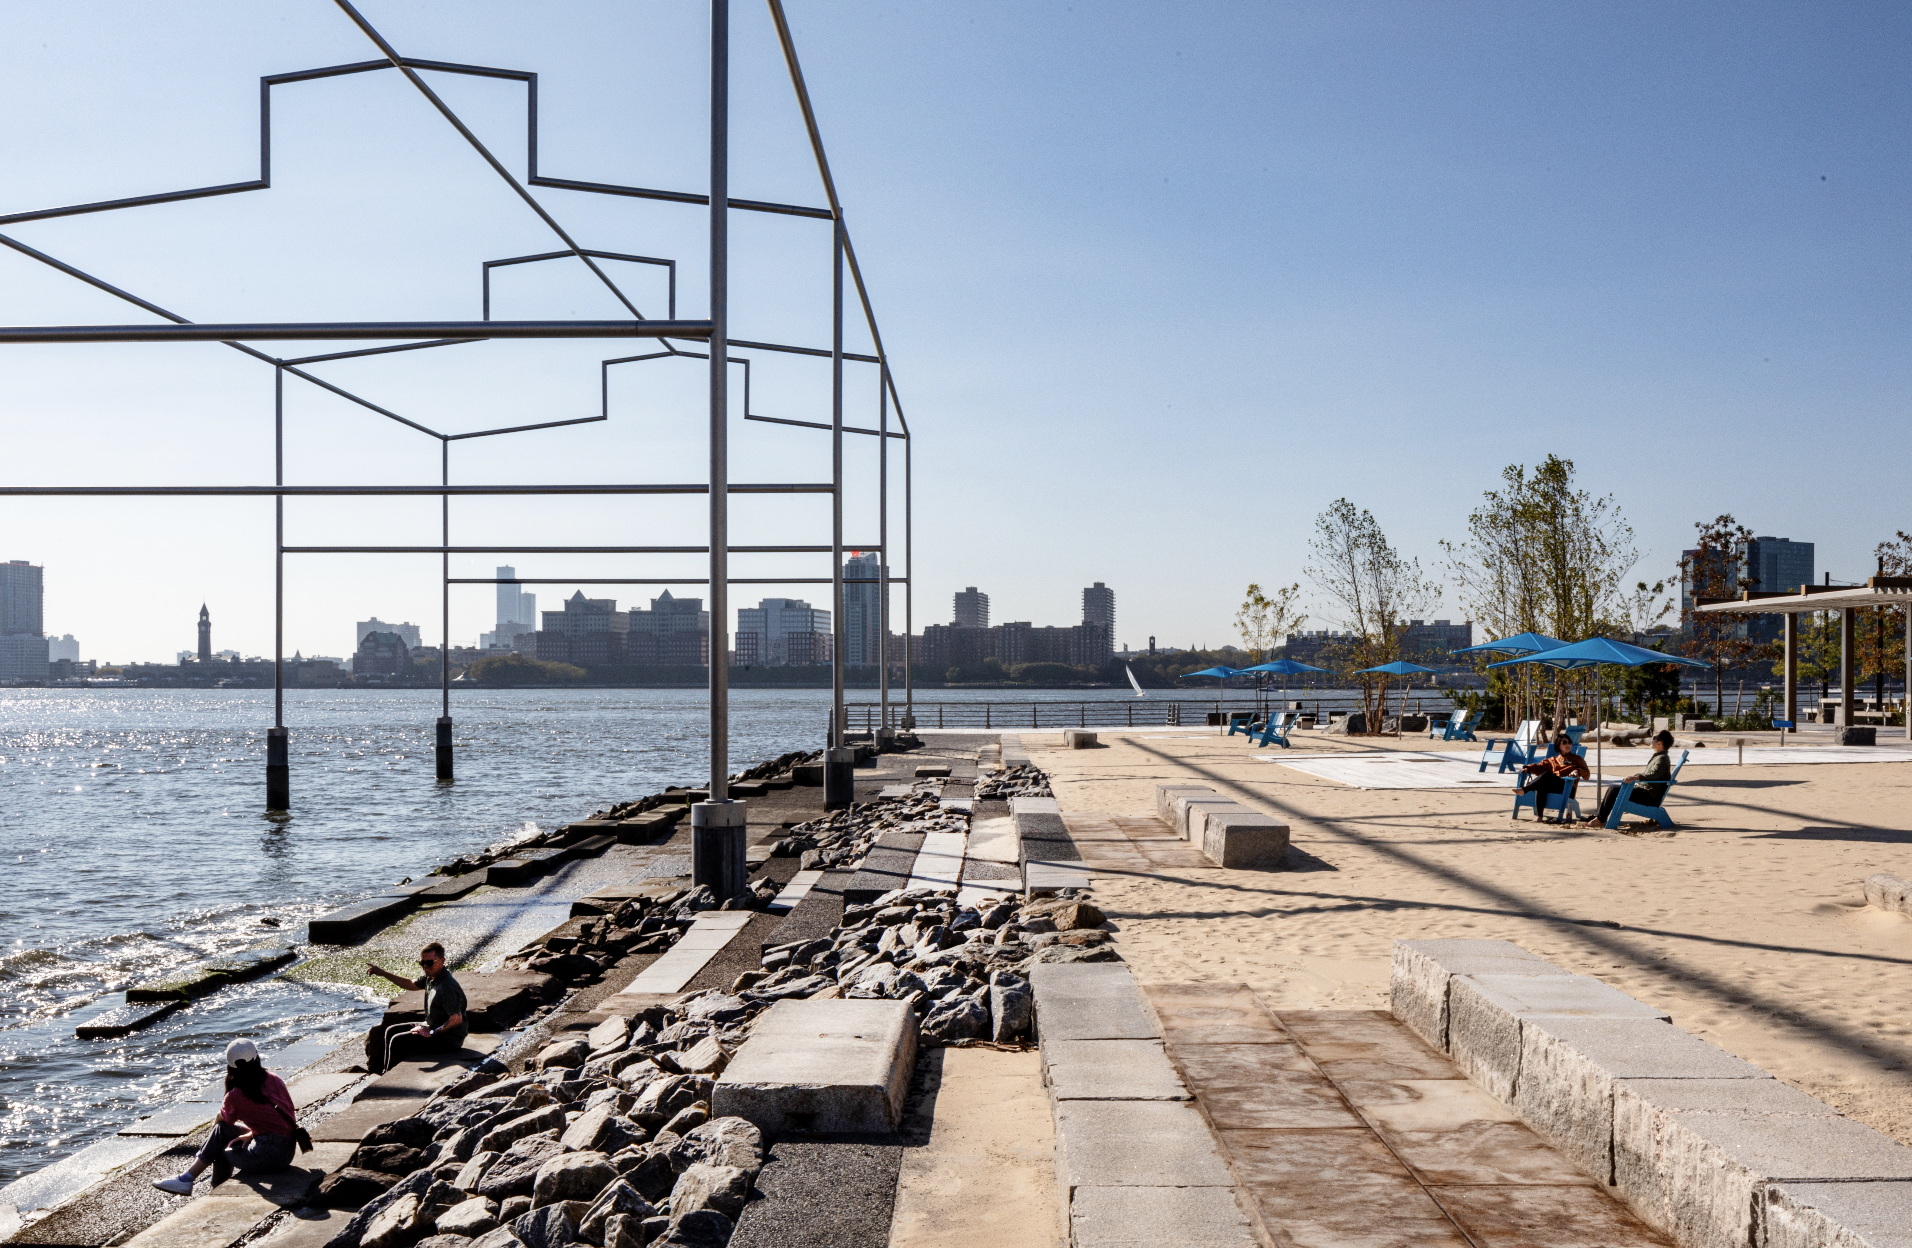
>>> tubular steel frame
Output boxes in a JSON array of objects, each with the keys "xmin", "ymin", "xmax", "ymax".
[{"xmin": 0, "ymin": 1, "xmax": 915, "ymax": 861}]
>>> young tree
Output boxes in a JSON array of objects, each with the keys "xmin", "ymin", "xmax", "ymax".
[
  {"xmin": 1681, "ymin": 514, "xmax": 1761, "ymax": 718},
  {"xmin": 1856, "ymin": 533, "xmax": 1912, "ymax": 709},
  {"xmin": 1235, "ymin": 583, "xmax": 1306, "ymax": 663},
  {"xmin": 1442, "ymin": 455, "xmax": 1644, "ymax": 726},
  {"xmin": 1306, "ymin": 499, "xmax": 1437, "ymax": 732}
]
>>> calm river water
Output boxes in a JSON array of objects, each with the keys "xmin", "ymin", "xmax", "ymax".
[{"xmin": 0, "ymin": 684, "xmax": 1177, "ymax": 1189}]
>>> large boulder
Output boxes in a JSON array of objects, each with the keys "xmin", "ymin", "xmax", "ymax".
[
  {"xmin": 365, "ymin": 1117, "xmax": 441, "ymax": 1150},
  {"xmin": 477, "ymin": 1106, "xmax": 566, "ymax": 1157},
  {"xmin": 601, "ymin": 1213, "xmax": 644, "ymax": 1248},
  {"xmin": 530, "ymin": 1152, "xmax": 617, "ymax": 1210},
  {"xmin": 414, "ymin": 1237, "xmax": 473, "ymax": 1248},
  {"xmin": 989, "ymin": 971, "xmax": 1032, "ymax": 1043},
  {"xmin": 359, "ymin": 1193, "xmax": 428, "ymax": 1248},
  {"xmin": 453, "ymin": 1152, "xmax": 501, "ymax": 1193},
  {"xmin": 509, "ymin": 1205, "xmax": 575, "ymax": 1248},
  {"xmin": 467, "ymin": 1230, "xmax": 522, "ymax": 1248},
  {"xmin": 355, "ymin": 1143, "xmax": 431, "ymax": 1175},
  {"xmin": 672, "ymin": 1118, "xmax": 762, "ymax": 1174},
  {"xmin": 577, "ymin": 1180, "xmax": 654, "ymax": 1246},
  {"xmin": 478, "ymin": 1139, "xmax": 566, "ymax": 1201},
  {"xmin": 629, "ymin": 1077, "xmax": 699, "ymax": 1128},
  {"xmin": 653, "ymin": 1210, "xmax": 730, "ymax": 1248},
  {"xmin": 534, "ymin": 1037, "xmax": 591, "ymax": 1071},
  {"xmin": 667, "ymin": 1164, "xmax": 750, "ymax": 1221},
  {"xmin": 920, "ymin": 994, "xmax": 987, "ymax": 1044},
  {"xmin": 609, "ymin": 1146, "xmax": 678, "ymax": 1202},
  {"xmin": 434, "ymin": 1199, "xmax": 501, "ymax": 1239},
  {"xmin": 318, "ymin": 1167, "xmax": 399, "ymax": 1211},
  {"xmin": 558, "ymin": 1105, "xmax": 643, "ymax": 1155}
]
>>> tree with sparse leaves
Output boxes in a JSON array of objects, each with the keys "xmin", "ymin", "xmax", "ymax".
[
  {"xmin": 1235, "ymin": 583, "xmax": 1306, "ymax": 664},
  {"xmin": 1306, "ymin": 499, "xmax": 1437, "ymax": 732},
  {"xmin": 1681, "ymin": 514, "xmax": 1762, "ymax": 719}
]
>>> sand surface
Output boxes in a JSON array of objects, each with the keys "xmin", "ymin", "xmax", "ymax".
[{"xmin": 1027, "ymin": 728, "xmax": 1912, "ymax": 1146}]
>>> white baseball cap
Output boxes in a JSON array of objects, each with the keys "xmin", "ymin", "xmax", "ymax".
[{"xmin": 225, "ymin": 1038, "xmax": 260, "ymax": 1067}]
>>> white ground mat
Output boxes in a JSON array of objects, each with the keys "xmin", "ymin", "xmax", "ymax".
[{"xmin": 1258, "ymin": 746, "xmax": 1912, "ymax": 789}]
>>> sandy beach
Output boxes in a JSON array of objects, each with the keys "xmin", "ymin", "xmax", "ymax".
[{"xmin": 1027, "ymin": 727, "xmax": 1912, "ymax": 1146}]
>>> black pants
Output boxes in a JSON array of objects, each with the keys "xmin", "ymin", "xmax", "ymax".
[
  {"xmin": 1596, "ymin": 784, "xmax": 1663, "ymax": 825},
  {"xmin": 370, "ymin": 1023, "xmax": 464, "ymax": 1074},
  {"xmin": 1518, "ymin": 773, "xmax": 1564, "ymax": 798}
]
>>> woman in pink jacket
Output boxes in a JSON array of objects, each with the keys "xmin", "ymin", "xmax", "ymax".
[{"xmin": 152, "ymin": 1039, "xmax": 299, "ymax": 1194}]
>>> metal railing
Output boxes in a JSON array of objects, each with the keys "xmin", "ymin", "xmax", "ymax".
[{"xmin": 849, "ymin": 694, "xmax": 1459, "ymax": 733}]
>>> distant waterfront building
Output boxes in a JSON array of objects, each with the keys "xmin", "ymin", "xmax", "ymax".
[
  {"xmin": 1280, "ymin": 630, "xmax": 1357, "ymax": 670},
  {"xmin": 356, "ymin": 617, "xmax": 421, "ymax": 653},
  {"xmin": 0, "ymin": 561, "xmax": 48, "ymax": 683},
  {"xmin": 197, "ymin": 604, "xmax": 212, "ymax": 662},
  {"xmin": 920, "ymin": 619, "xmax": 1111, "ymax": 671},
  {"xmin": 843, "ymin": 553, "xmax": 886, "ymax": 667},
  {"xmin": 736, "ymin": 597, "xmax": 832, "ymax": 666},
  {"xmin": 1399, "ymin": 619, "xmax": 1474, "ymax": 662},
  {"xmin": 536, "ymin": 592, "xmax": 630, "ymax": 666},
  {"xmin": 354, "ymin": 629, "xmax": 414, "ymax": 678},
  {"xmin": 628, "ymin": 590, "xmax": 709, "ymax": 665},
  {"xmin": 48, "ymin": 634, "xmax": 79, "ymax": 662},
  {"xmin": 953, "ymin": 587, "xmax": 989, "ymax": 629},
  {"xmin": 1082, "ymin": 582, "xmax": 1115, "ymax": 640}
]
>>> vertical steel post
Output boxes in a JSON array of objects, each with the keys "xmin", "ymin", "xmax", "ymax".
[
  {"xmin": 267, "ymin": 366, "xmax": 288, "ymax": 811},
  {"xmin": 902, "ymin": 409, "xmax": 913, "ymax": 728},
  {"xmin": 707, "ymin": 0, "xmax": 731, "ymax": 803},
  {"xmin": 877, "ymin": 352, "xmax": 890, "ymax": 739},
  {"xmin": 1903, "ymin": 602, "xmax": 1910, "ymax": 741},
  {"xmin": 1783, "ymin": 611, "xmax": 1797, "ymax": 735},
  {"xmin": 1840, "ymin": 608, "xmax": 1855, "ymax": 732},
  {"xmin": 830, "ymin": 216, "xmax": 845, "ymax": 747},
  {"xmin": 694, "ymin": 0, "xmax": 745, "ymax": 898},
  {"xmin": 437, "ymin": 440, "xmax": 453, "ymax": 781}
]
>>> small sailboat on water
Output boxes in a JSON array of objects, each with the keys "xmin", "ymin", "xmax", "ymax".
[{"xmin": 1126, "ymin": 663, "xmax": 1146, "ymax": 698}]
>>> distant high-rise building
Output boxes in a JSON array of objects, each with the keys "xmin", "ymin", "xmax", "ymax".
[
  {"xmin": 494, "ymin": 567, "xmax": 536, "ymax": 643},
  {"xmin": 0, "ymin": 561, "xmax": 47, "ymax": 684},
  {"xmin": 736, "ymin": 597, "xmax": 832, "ymax": 666},
  {"xmin": 47, "ymin": 634, "xmax": 79, "ymax": 662},
  {"xmin": 1, "ymin": 561, "xmax": 43, "ymax": 638},
  {"xmin": 197, "ymin": 604, "xmax": 212, "ymax": 662},
  {"xmin": 354, "ymin": 629, "xmax": 414, "ymax": 678},
  {"xmin": 953, "ymin": 587, "xmax": 989, "ymax": 629},
  {"xmin": 356, "ymin": 617, "xmax": 421, "ymax": 652},
  {"xmin": 1083, "ymin": 582, "xmax": 1115, "ymax": 638},
  {"xmin": 1399, "ymin": 619, "xmax": 1474, "ymax": 662},
  {"xmin": 843, "ymin": 553, "xmax": 886, "ymax": 667},
  {"xmin": 1739, "ymin": 537, "xmax": 1814, "ymax": 644}
]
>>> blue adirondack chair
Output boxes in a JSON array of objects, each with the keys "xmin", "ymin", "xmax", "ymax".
[
  {"xmin": 1226, "ymin": 711, "xmax": 1262, "ymax": 738},
  {"xmin": 1430, "ymin": 710, "xmax": 1482, "ymax": 742},
  {"xmin": 1510, "ymin": 737, "xmax": 1591, "ymax": 823},
  {"xmin": 1248, "ymin": 711, "xmax": 1299, "ymax": 748},
  {"xmin": 1480, "ymin": 720, "xmax": 1542, "ymax": 772},
  {"xmin": 1602, "ymin": 750, "xmax": 1690, "ymax": 830}
]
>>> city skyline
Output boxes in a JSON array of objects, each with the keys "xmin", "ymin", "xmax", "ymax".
[{"xmin": 4, "ymin": 6, "xmax": 1909, "ymax": 666}]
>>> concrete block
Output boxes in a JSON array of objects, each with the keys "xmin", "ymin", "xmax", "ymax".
[
  {"xmin": 122, "ymin": 1193, "xmax": 278, "ymax": 1248},
  {"xmin": 1062, "ymin": 729, "xmax": 1098, "ymax": 749},
  {"xmin": 308, "ymin": 895, "xmax": 417, "ymax": 944},
  {"xmin": 1042, "ymin": 1039, "xmax": 1190, "ymax": 1101},
  {"xmin": 791, "ymin": 762, "xmax": 823, "ymax": 786},
  {"xmin": 1838, "ymin": 726, "xmax": 1877, "ymax": 746},
  {"xmin": 1155, "ymin": 784, "xmax": 1215, "ymax": 825},
  {"xmin": 1863, "ymin": 872, "xmax": 1910, "ymax": 915},
  {"xmin": 1613, "ymin": 1078, "xmax": 1843, "ymax": 1243},
  {"xmin": 127, "ymin": 942, "xmax": 297, "ymax": 1002},
  {"xmin": 1024, "ymin": 861, "xmax": 1092, "ymax": 896},
  {"xmin": 1053, "ymin": 1100, "xmax": 1234, "ymax": 1188},
  {"xmin": 1763, "ymin": 1180, "xmax": 1912, "ymax": 1248},
  {"xmin": 1068, "ymin": 1184, "xmax": 1257, "ymax": 1248},
  {"xmin": 1515, "ymin": 1016, "xmax": 1765, "ymax": 1185},
  {"xmin": 1448, "ymin": 973, "xmax": 1669, "ymax": 1105},
  {"xmin": 1169, "ymin": 794, "xmax": 1238, "ymax": 841},
  {"xmin": 1193, "ymin": 806, "xmax": 1290, "ymax": 869},
  {"xmin": 1030, "ymin": 963, "xmax": 1159, "ymax": 1040},
  {"xmin": 712, "ymin": 998, "xmax": 918, "ymax": 1133},
  {"xmin": 914, "ymin": 764, "xmax": 951, "ymax": 778},
  {"xmin": 1388, "ymin": 938, "xmax": 1571, "ymax": 1052},
  {"xmin": 412, "ymin": 872, "xmax": 487, "ymax": 900},
  {"xmin": 569, "ymin": 834, "xmax": 616, "ymax": 858},
  {"xmin": 838, "ymin": 831, "xmax": 924, "ymax": 906},
  {"xmin": 118, "ymin": 1100, "xmax": 218, "ymax": 1137}
]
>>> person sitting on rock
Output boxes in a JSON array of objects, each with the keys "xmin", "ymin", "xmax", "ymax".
[
  {"xmin": 365, "ymin": 941, "xmax": 467, "ymax": 1074},
  {"xmin": 1586, "ymin": 729, "xmax": 1675, "ymax": 827},
  {"xmin": 1511, "ymin": 728, "xmax": 1589, "ymax": 819},
  {"xmin": 152, "ymin": 1039, "xmax": 301, "ymax": 1194}
]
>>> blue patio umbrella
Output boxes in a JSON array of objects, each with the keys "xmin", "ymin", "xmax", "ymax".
[
  {"xmin": 1354, "ymin": 661, "xmax": 1439, "ymax": 676},
  {"xmin": 1488, "ymin": 637, "xmax": 1711, "ymax": 797},
  {"xmin": 1452, "ymin": 632, "xmax": 1566, "ymax": 656},
  {"xmin": 1177, "ymin": 665, "xmax": 1241, "ymax": 731},
  {"xmin": 1239, "ymin": 658, "xmax": 1330, "ymax": 717}
]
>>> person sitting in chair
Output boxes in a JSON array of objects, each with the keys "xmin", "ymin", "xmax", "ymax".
[
  {"xmin": 1513, "ymin": 729, "xmax": 1589, "ymax": 818},
  {"xmin": 1587, "ymin": 729, "xmax": 1675, "ymax": 827}
]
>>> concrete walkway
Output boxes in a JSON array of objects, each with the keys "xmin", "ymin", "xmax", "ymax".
[{"xmin": 1142, "ymin": 983, "xmax": 1672, "ymax": 1247}]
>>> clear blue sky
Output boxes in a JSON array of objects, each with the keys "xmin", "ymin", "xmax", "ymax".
[{"xmin": 2, "ymin": 1, "xmax": 1906, "ymax": 662}]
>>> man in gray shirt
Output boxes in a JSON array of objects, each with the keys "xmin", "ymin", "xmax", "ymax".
[{"xmin": 367, "ymin": 942, "xmax": 468, "ymax": 1073}]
